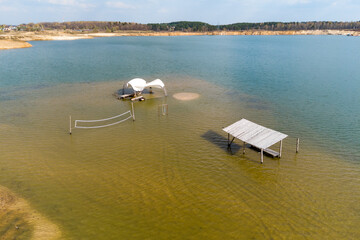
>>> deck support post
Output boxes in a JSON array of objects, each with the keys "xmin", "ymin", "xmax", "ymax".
[
  {"xmin": 279, "ymin": 140, "xmax": 283, "ymax": 158},
  {"xmin": 230, "ymin": 137, "xmax": 235, "ymax": 147},
  {"xmin": 131, "ymin": 102, "xmax": 135, "ymax": 121},
  {"xmin": 296, "ymin": 138, "xmax": 300, "ymax": 153},
  {"xmin": 260, "ymin": 149, "xmax": 264, "ymax": 164},
  {"xmin": 243, "ymin": 142, "xmax": 246, "ymax": 154},
  {"xmin": 228, "ymin": 137, "xmax": 235, "ymax": 148},
  {"xmin": 227, "ymin": 134, "xmax": 235, "ymax": 148},
  {"xmin": 69, "ymin": 115, "xmax": 72, "ymax": 135}
]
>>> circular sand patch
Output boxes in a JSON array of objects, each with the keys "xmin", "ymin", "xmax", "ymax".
[{"xmin": 173, "ymin": 92, "xmax": 200, "ymax": 101}]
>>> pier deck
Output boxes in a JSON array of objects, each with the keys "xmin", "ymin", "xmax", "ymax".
[{"xmin": 223, "ymin": 119, "xmax": 288, "ymax": 163}]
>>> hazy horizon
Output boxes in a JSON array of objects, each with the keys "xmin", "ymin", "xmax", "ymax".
[{"xmin": 1, "ymin": 0, "xmax": 360, "ymax": 25}]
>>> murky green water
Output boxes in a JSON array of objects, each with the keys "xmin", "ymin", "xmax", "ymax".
[{"xmin": 1, "ymin": 36, "xmax": 360, "ymax": 239}]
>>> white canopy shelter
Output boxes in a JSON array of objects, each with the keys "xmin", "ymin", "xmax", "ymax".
[
  {"xmin": 126, "ymin": 78, "xmax": 147, "ymax": 92},
  {"xmin": 124, "ymin": 78, "xmax": 167, "ymax": 96},
  {"xmin": 223, "ymin": 118, "xmax": 288, "ymax": 163}
]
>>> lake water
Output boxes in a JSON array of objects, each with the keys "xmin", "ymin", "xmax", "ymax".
[{"xmin": 0, "ymin": 36, "xmax": 359, "ymax": 239}]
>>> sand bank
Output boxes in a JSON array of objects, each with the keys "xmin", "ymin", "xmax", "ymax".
[
  {"xmin": 173, "ymin": 92, "xmax": 200, "ymax": 101},
  {"xmin": 0, "ymin": 185, "xmax": 61, "ymax": 239},
  {"xmin": 0, "ymin": 40, "xmax": 32, "ymax": 50}
]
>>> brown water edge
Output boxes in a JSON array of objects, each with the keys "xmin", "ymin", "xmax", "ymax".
[{"xmin": 0, "ymin": 77, "xmax": 360, "ymax": 239}]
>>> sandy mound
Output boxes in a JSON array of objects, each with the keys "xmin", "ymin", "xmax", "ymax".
[
  {"xmin": 0, "ymin": 185, "xmax": 61, "ymax": 240},
  {"xmin": 173, "ymin": 92, "xmax": 200, "ymax": 101},
  {"xmin": 0, "ymin": 40, "xmax": 32, "ymax": 50}
]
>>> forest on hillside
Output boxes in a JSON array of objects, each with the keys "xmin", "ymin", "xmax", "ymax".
[{"xmin": 6, "ymin": 21, "xmax": 360, "ymax": 32}]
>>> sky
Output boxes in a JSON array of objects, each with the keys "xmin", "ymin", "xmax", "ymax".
[{"xmin": 1, "ymin": 0, "xmax": 360, "ymax": 25}]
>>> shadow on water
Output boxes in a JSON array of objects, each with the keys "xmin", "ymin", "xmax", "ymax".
[
  {"xmin": 202, "ymin": 130, "xmax": 280, "ymax": 163},
  {"xmin": 115, "ymin": 87, "xmax": 154, "ymax": 95},
  {"xmin": 201, "ymin": 130, "xmax": 241, "ymax": 155}
]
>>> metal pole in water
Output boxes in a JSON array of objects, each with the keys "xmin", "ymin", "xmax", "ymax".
[
  {"xmin": 163, "ymin": 104, "xmax": 167, "ymax": 115},
  {"xmin": 296, "ymin": 138, "xmax": 300, "ymax": 153},
  {"xmin": 131, "ymin": 102, "xmax": 135, "ymax": 121},
  {"xmin": 69, "ymin": 115, "xmax": 72, "ymax": 135}
]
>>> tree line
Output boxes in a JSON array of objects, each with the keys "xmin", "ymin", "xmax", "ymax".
[
  {"xmin": 16, "ymin": 21, "xmax": 149, "ymax": 32},
  {"xmin": 218, "ymin": 21, "xmax": 360, "ymax": 31},
  {"xmin": 10, "ymin": 21, "xmax": 360, "ymax": 32}
]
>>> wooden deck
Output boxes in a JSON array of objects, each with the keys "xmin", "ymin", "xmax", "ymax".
[
  {"xmin": 264, "ymin": 148, "xmax": 279, "ymax": 157},
  {"xmin": 223, "ymin": 119, "xmax": 288, "ymax": 163},
  {"xmin": 250, "ymin": 145, "xmax": 280, "ymax": 157},
  {"xmin": 131, "ymin": 96, "xmax": 145, "ymax": 101}
]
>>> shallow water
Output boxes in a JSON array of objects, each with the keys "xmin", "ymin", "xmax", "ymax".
[
  {"xmin": 1, "ymin": 36, "xmax": 359, "ymax": 162},
  {"xmin": 0, "ymin": 36, "xmax": 360, "ymax": 239}
]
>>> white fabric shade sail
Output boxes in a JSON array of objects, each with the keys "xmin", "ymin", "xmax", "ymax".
[{"xmin": 126, "ymin": 78, "xmax": 166, "ymax": 95}]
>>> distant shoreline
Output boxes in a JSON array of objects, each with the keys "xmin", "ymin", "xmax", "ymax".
[{"xmin": 1, "ymin": 29, "xmax": 358, "ymax": 50}]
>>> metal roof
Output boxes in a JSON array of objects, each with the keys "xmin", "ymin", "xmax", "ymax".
[{"xmin": 223, "ymin": 119, "xmax": 288, "ymax": 150}]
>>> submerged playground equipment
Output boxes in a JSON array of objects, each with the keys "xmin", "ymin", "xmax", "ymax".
[{"xmin": 120, "ymin": 78, "xmax": 167, "ymax": 101}]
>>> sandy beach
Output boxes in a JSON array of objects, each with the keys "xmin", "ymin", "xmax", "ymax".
[{"xmin": 0, "ymin": 29, "xmax": 359, "ymax": 50}]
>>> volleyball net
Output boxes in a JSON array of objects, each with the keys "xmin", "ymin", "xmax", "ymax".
[{"xmin": 72, "ymin": 110, "xmax": 133, "ymax": 130}]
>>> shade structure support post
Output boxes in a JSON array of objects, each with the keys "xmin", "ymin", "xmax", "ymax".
[
  {"xmin": 260, "ymin": 149, "xmax": 264, "ymax": 164},
  {"xmin": 279, "ymin": 140, "xmax": 283, "ymax": 158},
  {"xmin": 163, "ymin": 104, "xmax": 168, "ymax": 115},
  {"xmin": 122, "ymin": 83, "xmax": 126, "ymax": 95},
  {"xmin": 131, "ymin": 102, "xmax": 135, "ymax": 121},
  {"xmin": 158, "ymin": 104, "xmax": 168, "ymax": 116},
  {"xmin": 243, "ymin": 142, "xmax": 246, "ymax": 154},
  {"xmin": 296, "ymin": 138, "xmax": 300, "ymax": 153},
  {"xmin": 69, "ymin": 115, "xmax": 72, "ymax": 135}
]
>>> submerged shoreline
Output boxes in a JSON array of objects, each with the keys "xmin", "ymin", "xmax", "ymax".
[
  {"xmin": 0, "ymin": 29, "xmax": 358, "ymax": 50},
  {"xmin": 0, "ymin": 185, "xmax": 61, "ymax": 239}
]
